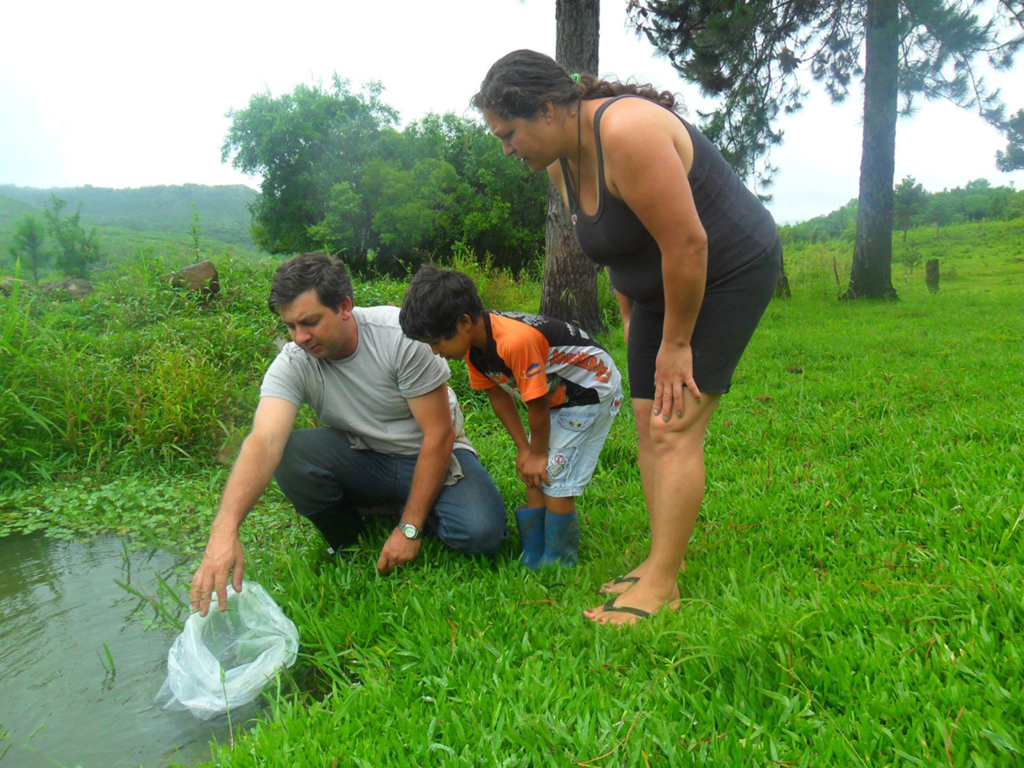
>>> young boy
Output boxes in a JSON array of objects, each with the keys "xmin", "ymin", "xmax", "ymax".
[{"xmin": 400, "ymin": 265, "xmax": 623, "ymax": 568}]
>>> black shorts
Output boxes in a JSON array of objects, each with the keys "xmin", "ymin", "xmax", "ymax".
[{"xmin": 627, "ymin": 240, "xmax": 781, "ymax": 400}]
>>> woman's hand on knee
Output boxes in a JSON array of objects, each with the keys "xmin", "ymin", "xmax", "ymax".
[{"xmin": 653, "ymin": 341, "xmax": 702, "ymax": 422}]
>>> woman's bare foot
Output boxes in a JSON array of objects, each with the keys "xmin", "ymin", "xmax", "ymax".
[
  {"xmin": 584, "ymin": 577, "xmax": 681, "ymax": 627},
  {"xmin": 599, "ymin": 558, "xmax": 686, "ymax": 596}
]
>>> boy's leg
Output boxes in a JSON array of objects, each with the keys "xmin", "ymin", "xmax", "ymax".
[
  {"xmin": 273, "ymin": 428, "xmax": 401, "ymax": 552},
  {"xmin": 539, "ymin": 392, "xmax": 622, "ymax": 565},
  {"xmin": 542, "ymin": 392, "xmax": 622, "ymax": 501},
  {"xmin": 392, "ymin": 449, "xmax": 507, "ymax": 556},
  {"xmin": 515, "ymin": 485, "xmax": 547, "ymax": 569}
]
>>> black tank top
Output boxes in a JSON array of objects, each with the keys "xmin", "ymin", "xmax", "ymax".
[{"xmin": 559, "ymin": 95, "xmax": 779, "ymax": 312}]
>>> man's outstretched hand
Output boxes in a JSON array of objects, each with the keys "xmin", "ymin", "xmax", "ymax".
[
  {"xmin": 190, "ymin": 529, "xmax": 245, "ymax": 617},
  {"xmin": 376, "ymin": 528, "xmax": 422, "ymax": 574}
]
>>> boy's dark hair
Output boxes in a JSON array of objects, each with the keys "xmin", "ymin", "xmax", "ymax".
[
  {"xmin": 268, "ymin": 253, "xmax": 354, "ymax": 314},
  {"xmin": 399, "ymin": 265, "xmax": 484, "ymax": 340}
]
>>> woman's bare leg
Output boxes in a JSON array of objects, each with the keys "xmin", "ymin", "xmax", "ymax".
[
  {"xmin": 587, "ymin": 390, "xmax": 720, "ymax": 625},
  {"xmin": 599, "ymin": 397, "xmax": 694, "ymax": 594}
]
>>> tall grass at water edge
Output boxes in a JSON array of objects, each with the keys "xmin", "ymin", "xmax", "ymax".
[{"xmin": 0, "ymin": 221, "xmax": 1022, "ymax": 765}]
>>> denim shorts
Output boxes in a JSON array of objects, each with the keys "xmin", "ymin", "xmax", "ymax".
[{"xmin": 540, "ymin": 388, "xmax": 623, "ymax": 498}]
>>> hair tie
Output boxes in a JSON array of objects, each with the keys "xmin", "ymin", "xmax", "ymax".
[{"xmin": 570, "ymin": 73, "xmax": 581, "ymax": 84}]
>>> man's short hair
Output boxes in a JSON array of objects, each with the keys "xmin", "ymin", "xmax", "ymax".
[
  {"xmin": 268, "ymin": 253, "xmax": 354, "ymax": 314},
  {"xmin": 400, "ymin": 265, "xmax": 484, "ymax": 341}
]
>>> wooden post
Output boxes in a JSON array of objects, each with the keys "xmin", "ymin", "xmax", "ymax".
[{"xmin": 925, "ymin": 259, "xmax": 939, "ymax": 293}]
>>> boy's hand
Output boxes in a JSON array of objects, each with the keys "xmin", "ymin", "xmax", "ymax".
[{"xmin": 517, "ymin": 448, "xmax": 549, "ymax": 489}]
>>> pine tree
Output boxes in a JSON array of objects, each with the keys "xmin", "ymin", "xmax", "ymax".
[
  {"xmin": 8, "ymin": 214, "xmax": 48, "ymax": 283},
  {"xmin": 627, "ymin": 0, "xmax": 1024, "ymax": 299}
]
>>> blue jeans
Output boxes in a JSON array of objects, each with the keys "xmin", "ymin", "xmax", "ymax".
[{"xmin": 274, "ymin": 428, "xmax": 507, "ymax": 555}]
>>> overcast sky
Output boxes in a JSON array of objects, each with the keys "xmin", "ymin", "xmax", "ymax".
[{"xmin": 2, "ymin": 0, "xmax": 1022, "ymax": 225}]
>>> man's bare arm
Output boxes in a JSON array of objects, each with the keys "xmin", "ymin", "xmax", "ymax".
[
  {"xmin": 376, "ymin": 383, "xmax": 455, "ymax": 574},
  {"xmin": 190, "ymin": 397, "xmax": 297, "ymax": 616}
]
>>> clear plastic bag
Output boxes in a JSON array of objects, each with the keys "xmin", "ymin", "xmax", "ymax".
[{"xmin": 156, "ymin": 581, "xmax": 299, "ymax": 720}]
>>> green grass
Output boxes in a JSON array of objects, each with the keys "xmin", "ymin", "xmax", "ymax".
[{"xmin": 0, "ymin": 219, "xmax": 1022, "ymax": 766}]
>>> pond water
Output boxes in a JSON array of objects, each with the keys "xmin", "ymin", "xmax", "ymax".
[{"xmin": 0, "ymin": 533, "xmax": 259, "ymax": 768}]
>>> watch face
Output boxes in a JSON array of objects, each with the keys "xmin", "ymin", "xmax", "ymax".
[{"xmin": 399, "ymin": 523, "xmax": 420, "ymax": 539}]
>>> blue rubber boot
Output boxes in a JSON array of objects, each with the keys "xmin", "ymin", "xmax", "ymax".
[
  {"xmin": 515, "ymin": 506, "xmax": 546, "ymax": 570},
  {"xmin": 540, "ymin": 510, "xmax": 579, "ymax": 567}
]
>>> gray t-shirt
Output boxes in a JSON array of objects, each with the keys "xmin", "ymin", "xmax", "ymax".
[{"xmin": 260, "ymin": 305, "xmax": 475, "ymax": 457}]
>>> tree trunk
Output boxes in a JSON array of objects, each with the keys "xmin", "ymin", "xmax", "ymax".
[
  {"xmin": 844, "ymin": 0, "xmax": 899, "ymax": 300},
  {"xmin": 925, "ymin": 258, "xmax": 939, "ymax": 293},
  {"xmin": 774, "ymin": 253, "xmax": 791, "ymax": 299},
  {"xmin": 541, "ymin": 0, "xmax": 604, "ymax": 334}
]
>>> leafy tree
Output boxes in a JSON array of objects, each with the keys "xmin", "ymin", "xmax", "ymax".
[
  {"xmin": 894, "ymin": 241, "xmax": 922, "ymax": 278},
  {"xmin": 926, "ymin": 193, "xmax": 956, "ymax": 233},
  {"xmin": 893, "ymin": 176, "xmax": 927, "ymax": 241},
  {"xmin": 8, "ymin": 214, "xmax": 48, "ymax": 283},
  {"xmin": 44, "ymin": 195, "xmax": 101, "ymax": 279},
  {"xmin": 627, "ymin": 0, "xmax": 1024, "ymax": 299},
  {"xmin": 223, "ymin": 79, "xmax": 546, "ymax": 275},
  {"xmin": 222, "ymin": 76, "xmax": 398, "ymax": 255},
  {"xmin": 997, "ymin": 108, "xmax": 1024, "ymax": 171}
]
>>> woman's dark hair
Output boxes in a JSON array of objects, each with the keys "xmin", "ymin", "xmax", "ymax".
[
  {"xmin": 269, "ymin": 252, "xmax": 354, "ymax": 314},
  {"xmin": 471, "ymin": 49, "xmax": 677, "ymax": 119},
  {"xmin": 399, "ymin": 265, "xmax": 484, "ymax": 341}
]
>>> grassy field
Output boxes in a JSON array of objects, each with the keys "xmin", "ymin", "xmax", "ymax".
[{"xmin": 1, "ymin": 219, "xmax": 1022, "ymax": 766}]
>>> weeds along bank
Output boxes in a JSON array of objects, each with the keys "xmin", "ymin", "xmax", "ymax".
[
  {"xmin": 0, "ymin": 250, "xmax": 560, "ymax": 486},
  {"xmin": 0, "ymin": 224, "xmax": 1022, "ymax": 765}
]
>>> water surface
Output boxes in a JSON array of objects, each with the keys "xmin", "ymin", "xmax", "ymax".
[{"xmin": 0, "ymin": 533, "xmax": 258, "ymax": 768}]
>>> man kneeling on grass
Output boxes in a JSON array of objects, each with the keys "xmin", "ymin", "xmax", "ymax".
[
  {"xmin": 190, "ymin": 254, "xmax": 507, "ymax": 616},
  {"xmin": 400, "ymin": 265, "xmax": 623, "ymax": 568}
]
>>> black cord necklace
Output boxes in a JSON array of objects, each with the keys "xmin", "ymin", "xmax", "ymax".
[{"xmin": 572, "ymin": 99, "xmax": 582, "ymax": 226}]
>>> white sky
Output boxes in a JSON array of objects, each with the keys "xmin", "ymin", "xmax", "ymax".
[{"xmin": 1, "ymin": 0, "xmax": 1022, "ymax": 225}]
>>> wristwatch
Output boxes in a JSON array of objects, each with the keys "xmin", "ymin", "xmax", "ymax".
[{"xmin": 397, "ymin": 522, "xmax": 421, "ymax": 540}]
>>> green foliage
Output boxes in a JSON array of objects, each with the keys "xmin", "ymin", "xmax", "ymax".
[
  {"xmin": 7, "ymin": 213, "xmax": 48, "ymax": 282},
  {"xmin": 223, "ymin": 76, "xmax": 399, "ymax": 256},
  {"xmin": 782, "ymin": 199, "xmax": 858, "ymax": 244},
  {"xmin": 783, "ymin": 178, "xmax": 1024, "ymax": 245},
  {"xmin": 0, "ymin": 254, "xmax": 279, "ymax": 481},
  {"xmin": 996, "ymin": 108, "xmax": 1024, "ymax": 172},
  {"xmin": 43, "ymin": 195, "xmax": 102, "ymax": 279},
  {"xmin": 223, "ymin": 81, "xmax": 546, "ymax": 274},
  {"xmin": 893, "ymin": 176, "xmax": 927, "ymax": 240},
  {"xmin": 0, "ymin": 246, "xmax": 545, "ymax": 484},
  {"xmin": 927, "ymin": 192, "xmax": 957, "ymax": 232},
  {"xmin": 894, "ymin": 241, "xmax": 923, "ymax": 282}
]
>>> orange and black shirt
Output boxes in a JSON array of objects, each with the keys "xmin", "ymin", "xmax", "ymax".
[{"xmin": 466, "ymin": 311, "xmax": 621, "ymax": 408}]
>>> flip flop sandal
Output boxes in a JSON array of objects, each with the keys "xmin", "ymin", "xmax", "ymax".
[
  {"xmin": 600, "ymin": 595, "xmax": 652, "ymax": 620},
  {"xmin": 600, "ymin": 575, "xmax": 640, "ymax": 593}
]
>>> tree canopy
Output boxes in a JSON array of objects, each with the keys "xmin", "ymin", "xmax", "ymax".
[{"xmin": 222, "ymin": 78, "xmax": 547, "ymax": 275}]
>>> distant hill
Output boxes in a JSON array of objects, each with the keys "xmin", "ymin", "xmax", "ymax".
[
  {"xmin": 0, "ymin": 193, "xmax": 39, "ymax": 230},
  {"xmin": 0, "ymin": 183, "xmax": 257, "ymax": 246}
]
